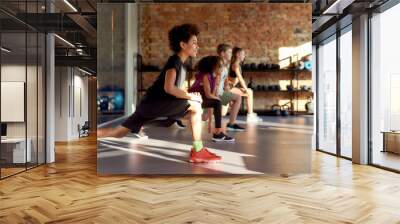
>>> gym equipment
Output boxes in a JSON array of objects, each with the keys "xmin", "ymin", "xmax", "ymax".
[
  {"xmin": 247, "ymin": 78, "xmax": 255, "ymax": 89},
  {"xmin": 271, "ymin": 104, "xmax": 281, "ymax": 116},
  {"xmin": 258, "ymin": 63, "xmax": 267, "ymax": 70},
  {"xmin": 286, "ymin": 85, "xmax": 294, "ymax": 92},
  {"xmin": 300, "ymin": 85, "xmax": 307, "ymax": 91},
  {"xmin": 266, "ymin": 64, "xmax": 273, "ymax": 70},
  {"xmin": 243, "ymin": 64, "xmax": 251, "ymax": 71},
  {"xmin": 298, "ymin": 61, "xmax": 305, "ymax": 70},
  {"xmin": 305, "ymin": 98, "xmax": 314, "ymax": 113},
  {"xmin": 137, "ymin": 54, "xmax": 143, "ymax": 71},
  {"xmin": 304, "ymin": 61, "xmax": 312, "ymax": 70},
  {"xmin": 280, "ymin": 104, "xmax": 290, "ymax": 116},
  {"xmin": 257, "ymin": 85, "xmax": 263, "ymax": 91},
  {"xmin": 267, "ymin": 85, "xmax": 274, "ymax": 91},
  {"xmin": 99, "ymin": 96, "xmax": 109, "ymax": 111},
  {"xmin": 271, "ymin": 64, "xmax": 280, "ymax": 70},
  {"xmin": 272, "ymin": 85, "xmax": 281, "ymax": 91},
  {"xmin": 307, "ymin": 86, "xmax": 312, "ymax": 91},
  {"xmin": 250, "ymin": 63, "xmax": 257, "ymax": 71}
]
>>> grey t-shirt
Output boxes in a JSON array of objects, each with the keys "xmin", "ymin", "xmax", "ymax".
[
  {"xmin": 218, "ymin": 66, "xmax": 229, "ymax": 96},
  {"xmin": 177, "ymin": 66, "xmax": 186, "ymax": 89}
]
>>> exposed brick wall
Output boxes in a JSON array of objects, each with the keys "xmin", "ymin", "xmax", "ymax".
[{"xmin": 139, "ymin": 3, "xmax": 311, "ymax": 67}]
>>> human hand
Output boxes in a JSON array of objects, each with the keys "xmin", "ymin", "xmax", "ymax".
[{"xmin": 189, "ymin": 92, "xmax": 203, "ymax": 103}]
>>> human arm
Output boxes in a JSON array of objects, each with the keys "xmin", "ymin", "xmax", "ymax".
[
  {"xmin": 232, "ymin": 64, "xmax": 248, "ymax": 92},
  {"xmin": 164, "ymin": 68, "xmax": 202, "ymax": 102},
  {"xmin": 202, "ymin": 75, "xmax": 220, "ymax": 100}
]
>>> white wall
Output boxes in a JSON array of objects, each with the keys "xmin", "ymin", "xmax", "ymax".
[
  {"xmin": 55, "ymin": 67, "xmax": 89, "ymax": 141},
  {"xmin": 1, "ymin": 63, "xmax": 46, "ymax": 164},
  {"xmin": 1, "ymin": 65, "xmax": 32, "ymax": 138}
]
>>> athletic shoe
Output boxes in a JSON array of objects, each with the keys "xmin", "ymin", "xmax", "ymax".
[
  {"xmin": 246, "ymin": 113, "xmax": 263, "ymax": 123},
  {"xmin": 131, "ymin": 131, "xmax": 148, "ymax": 139},
  {"xmin": 175, "ymin": 120, "xmax": 186, "ymax": 129},
  {"xmin": 227, "ymin": 123, "xmax": 245, "ymax": 131},
  {"xmin": 189, "ymin": 147, "xmax": 222, "ymax": 163},
  {"xmin": 212, "ymin": 132, "xmax": 235, "ymax": 142}
]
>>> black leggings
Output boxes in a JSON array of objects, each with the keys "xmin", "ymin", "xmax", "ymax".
[{"xmin": 202, "ymin": 98, "xmax": 222, "ymax": 129}]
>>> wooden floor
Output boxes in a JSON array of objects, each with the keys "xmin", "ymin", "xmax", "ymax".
[{"xmin": 1, "ymin": 136, "xmax": 400, "ymax": 224}]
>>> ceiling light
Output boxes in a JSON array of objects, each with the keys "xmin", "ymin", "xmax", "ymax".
[
  {"xmin": 54, "ymin": 34, "xmax": 75, "ymax": 48},
  {"xmin": 1, "ymin": 47, "xmax": 11, "ymax": 53},
  {"xmin": 63, "ymin": 0, "xmax": 78, "ymax": 12}
]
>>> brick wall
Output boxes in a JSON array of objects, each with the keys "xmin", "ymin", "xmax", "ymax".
[{"xmin": 139, "ymin": 3, "xmax": 311, "ymax": 67}]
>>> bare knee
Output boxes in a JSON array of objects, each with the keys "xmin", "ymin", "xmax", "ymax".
[
  {"xmin": 189, "ymin": 101, "xmax": 202, "ymax": 114},
  {"xmin": 247, "ymin": 88, "xmax": 253, "ymax": 96}
]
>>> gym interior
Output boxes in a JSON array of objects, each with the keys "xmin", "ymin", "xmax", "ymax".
[
  {"xmin": 97, "ymin": 3, "xmax": 313, "ymax": 174},
  {"xmin": 0, "ymin": 0, "xmax": 400, "ymax": 223}
]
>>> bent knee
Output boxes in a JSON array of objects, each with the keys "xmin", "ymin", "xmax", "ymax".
[{"xmin": 189, "ymin": 101, "xmax": 202, "ymax": 113}]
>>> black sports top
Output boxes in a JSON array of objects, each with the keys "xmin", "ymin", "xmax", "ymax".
[{"xmin": 229, "ymin": 63, "xmax": 242, "ymax": 78}]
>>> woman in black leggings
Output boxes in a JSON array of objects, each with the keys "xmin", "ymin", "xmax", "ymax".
[{"xmin": 189, "ymin": 56, "xmax": 234, "ymax": 142}]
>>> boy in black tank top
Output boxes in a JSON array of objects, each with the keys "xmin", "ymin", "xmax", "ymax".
[{"xmin": 98, "ymin": 24, "xmax": 221, "ymax": 163}]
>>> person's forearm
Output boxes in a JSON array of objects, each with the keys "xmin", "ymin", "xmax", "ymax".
[
  {"xmin": 209, "ymin": 95, "xmax": 220, "ymax": 100},
  {"xmin": 166, "ymin": 87, "xmax": 191, "ymax": 100},
  {"xmin": 205, "ymin": 91, "xmax": 219, "ymax": 100},
  {"xmin": 238, "ymin": 76, "xmax": 247, "ymax": 90},
  {"xmin": 212, "ymin": 82, "xmax": 219, "ymax": 95}
]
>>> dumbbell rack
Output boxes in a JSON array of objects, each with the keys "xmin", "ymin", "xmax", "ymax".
[{"xmin": 242, "ymin": 69, "xmax": 313, "ymax": 116}]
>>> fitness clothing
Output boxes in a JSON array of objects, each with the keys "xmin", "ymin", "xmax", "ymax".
[
  {"xmin": 227, "ymin": 123, "xmax": 245, "ymax": 131},
  {"xmin": 212, "ymin": 132, "xmax": 234, "ymax": 142},
  {"xmin": 229, "ymin": 63, "xmax": 242, "ymax": 78},
  {"xmin": 189, "ymin": 72, "xmax": 216, "ymax": 98},
  {"xmin": 122, "ymin": 55, "xmax": 191, "ymax": 133},
  {"xmin": 142, "ymin": 54, "xmax": 187, "ymax": 102},
  {"xmin": 217, "ymin": 66, "xmax": 229, "ymax": 96},
  {"xmin": 219, "ymin": 91, "xmax": 234, "ymax": 106},
  {"xmin": 189, "ymin": 72, "xmax": 222, "ymax": 129},
  {"xmin": 202, "ymin": 98, "xmax": 222, "ymax": 129},
  {"xmin": 189, "ymin": 148, "xmax": 221, "ymax": 163}
]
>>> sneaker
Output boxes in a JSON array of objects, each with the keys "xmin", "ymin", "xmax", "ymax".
[
  {"xmin": 246, "ymin": 113, "xmax": 263, "ymax": 123},
  {"xmin": 227, "ymin": 123, "xmax": 245, "ymax": 131},
  {"xmin": 175, "ymin": 120, "xmax": 186, "ymax": 129},
  {"xmin": 189, "ymin": 147, "xmax": 222, "ymax": 163},
  {"xmin": 131, "ymin": 132, "xmax": 149, "ymax": 139},
  {"xmin": 212, "ymin": 132, "xmax": 235, "ymax": 142}
]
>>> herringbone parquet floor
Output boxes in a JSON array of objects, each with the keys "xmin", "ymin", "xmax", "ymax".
[{"xmin": 1, "ymin": 136, "xmax": 400, "ymax": 224}]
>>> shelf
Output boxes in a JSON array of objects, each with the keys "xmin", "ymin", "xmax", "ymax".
[
  {"xmin": 243, "ymin": 69, "xmax": 311, "ymax": 73},
  {"xmin": 253, "ymin": 90, "xmax": 313, "ymax": 93},
  {"xmin": 238, "ymin": 109, "xmax": 313, "ymax": 116},
  {"xmin": 139, "ymin": 69, "xmax": 196, "ymax": 73}
]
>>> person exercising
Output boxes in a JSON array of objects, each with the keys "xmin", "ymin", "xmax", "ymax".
[{"xmin": 98, "ymin": 24, "xmax": 221, "ymax": 163}]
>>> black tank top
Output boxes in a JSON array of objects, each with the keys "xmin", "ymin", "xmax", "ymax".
[{"xmin": 229, "ymin": 64, "xmax": 242, "ymax": 78}]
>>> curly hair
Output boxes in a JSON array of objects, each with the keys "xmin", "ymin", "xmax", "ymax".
[
  {"xmin": 196, "ymin": 56, "xmax": 223, "ymax": 75},
  {"xmin": 168, "ymin": 24, "xmax": 199, "ymax": 53}
]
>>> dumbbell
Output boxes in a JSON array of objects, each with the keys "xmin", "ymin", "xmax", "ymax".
[
  {"xmin": 271, "ymin": 104, "xmax": 281, "ymax": 116},
  {"xmin": 250, "ymin": 63, "xmax": 257, "ymax": 71}
]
